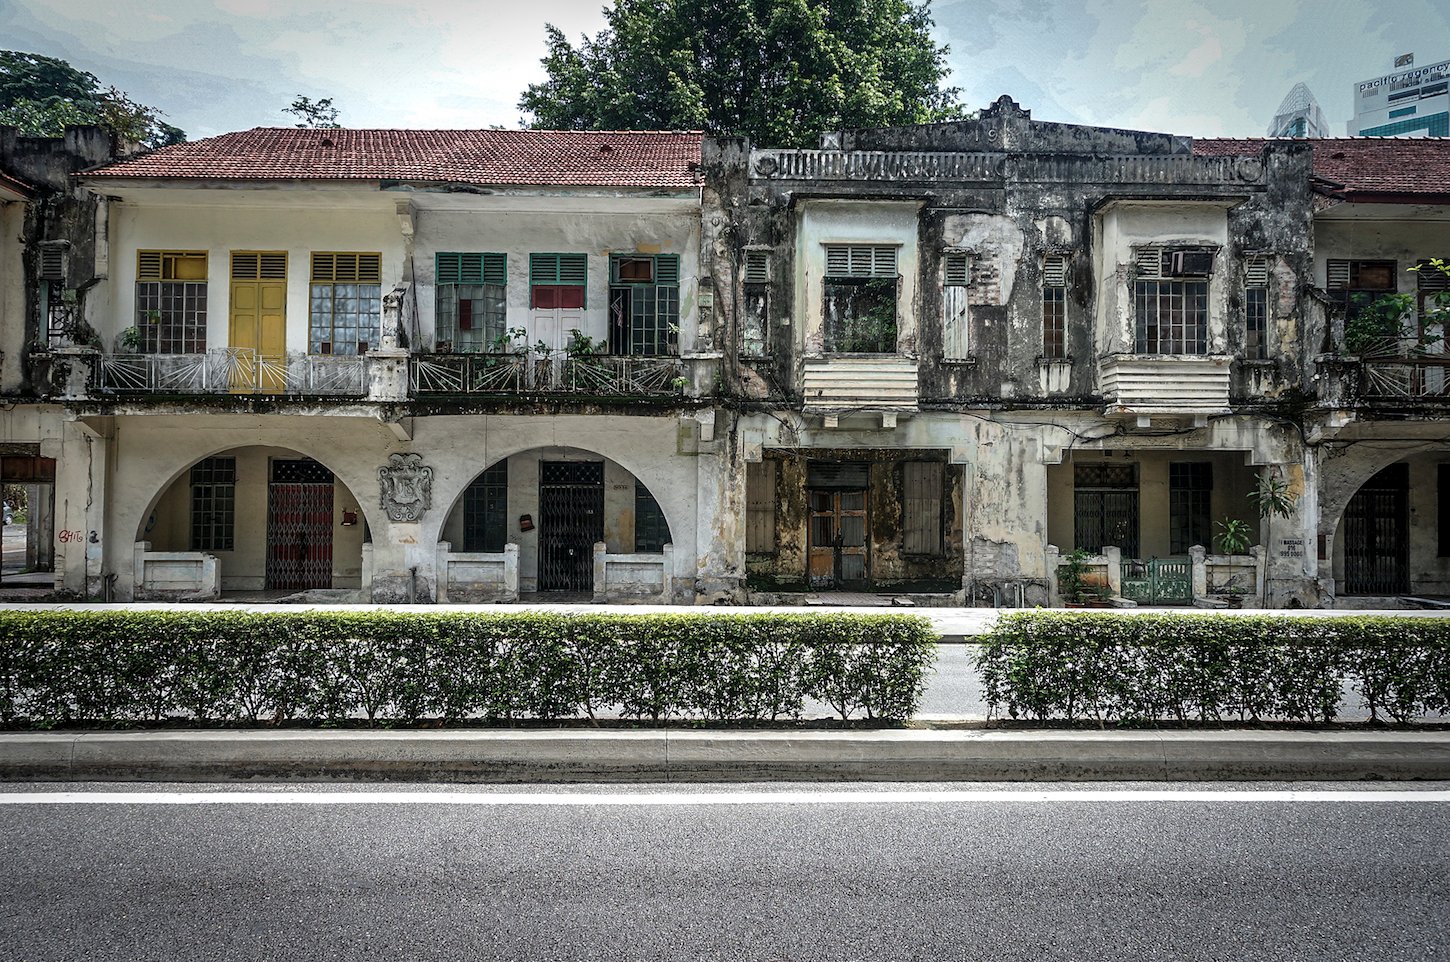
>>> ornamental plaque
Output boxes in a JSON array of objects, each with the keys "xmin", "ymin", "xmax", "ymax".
[{"xmin": 379, "ymin": 453, "xmax": 433, "ymax": 522}]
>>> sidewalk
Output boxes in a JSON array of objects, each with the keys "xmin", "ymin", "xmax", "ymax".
[{"xmin": 4, "ymin": 728, "xmax": 1448, "ymax": 783}]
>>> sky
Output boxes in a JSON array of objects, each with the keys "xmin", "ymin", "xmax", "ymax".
[{"xmin": 1, "ymin": 0, "xmax": 1447, "ymax": 140}]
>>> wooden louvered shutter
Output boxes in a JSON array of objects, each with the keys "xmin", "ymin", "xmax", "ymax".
[
  {"xmin": 1136, "ymin": 247, "xmax": 1166, "ymax": 277},
  {"xmin": 1245, "ymin": 255, "xmax": 1270, "ymax": 287},
  {"xmin": 902, "ymin": 461, "xmax": 943, "ymax": 555},
  {"xmin": 743, "ymin": 250, "xmax": 770, "ymax": 284},
  {"xmin": 1044, "ymin": 254, "xmax": 1069, "ymax": 287},
  {"xmin": 654, "ymin": 254, "xmax": 680, "ymax": 285},
  {"xmin": 138, "ymin": 250, "xmax": 163, "ymax": 281},
  {"xmin": 944, "ymin": 252, "xmax": 970, "ymax": 286},
  {"xmin": 746, "ymin": 460, "xmax": 777, "ymax": 553},
  {"xmin": 1326, "ymin": 260, "xmax": 1351, "ymax": 290}
]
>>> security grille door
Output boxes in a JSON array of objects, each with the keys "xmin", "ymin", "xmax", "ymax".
[
  {"xmin": 538, "ymin": 461, "xmax": 604, "ymax": 591},
  {"xmin": 807, "ymin": 488, "xmax": 870, "ymax": 589},
  {"xmin": 1073, "ymin": 463, "xmax": 1140, "ymax": 558},
  {"xmin": 1344, "ymin": 464, "xmax": 1409, "ymax": 595},
  {"xmin": 266, "ymin": 459, "xmax": 334, "ymax": 591}
]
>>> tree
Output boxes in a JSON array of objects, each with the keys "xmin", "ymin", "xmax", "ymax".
[
  {"xmin": 1249, "ymin": 471, "xmax": 1298, "ymax": 608},
  {"xmin": 284, "ymin": 95, "xmax": 341, "ymax": 128},
  {"xmin": 517, "ymin": 0, "xmax": 964, "ymax": 147},
  {"xmin": 0, "ymin": 49, "xmax": 184, "ymax": 148}
]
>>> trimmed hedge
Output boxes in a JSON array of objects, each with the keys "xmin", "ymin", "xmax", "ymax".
[
  {"xmin": 0, "ymin": 610, "xmax": 937, "ymax": 727},
  {"xmin": 979, "ymin": 612, "xmax": 1450, "ymax": 724}
]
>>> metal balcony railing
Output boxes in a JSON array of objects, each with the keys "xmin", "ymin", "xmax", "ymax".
[
  {"xmin": 410, "ymin": 352, "xmax": 685, "ymax": 397},
  {"xmin": 1359, "ymin": 355, "xmax": 1450, "ymax": 400},
  {"xmin": 94, "ymin": 349, "xmax": 367, "ymax": 397}
]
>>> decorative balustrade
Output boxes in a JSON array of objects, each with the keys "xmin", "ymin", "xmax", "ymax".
[
  {"xmin": 1359, "ymin": 354, "xmax": 1450, "ymax": 400},
  {"xmin": 95, "ymin": 349, "xmax": 367, "ymax": 397},
  {"xmin": 410, "ymin": 352, "xmax": 686, "ymax": 397}
]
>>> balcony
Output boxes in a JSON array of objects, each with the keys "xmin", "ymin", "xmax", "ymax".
[
  {"xmin": 801, "ymin": 356, "xmax": 919, "ymax": 412},
  {"xmin": 1099, "ymin": 353, "xmax": 1231, "ymax": 416},
  {"xmin": 410, "ymin": 352, "xmax": 687, "ymax": 398},
  {"xmin": 94, "ymin": 349, "xmax": 368, "ymax": 397}
]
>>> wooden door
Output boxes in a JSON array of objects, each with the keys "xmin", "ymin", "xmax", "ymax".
[
  {"xmin": 538, "ymin": 461, "xmax": 603, "ymax": 591},
  {"xmin": 530, "ymin": 284, "xmax": 584, "ymax": 389},
  {"xmin": 229, "ymin": 251, "xmax": 287, "ymax": 392},
  {"xmin": 1344, "ymin": 463, "xmax": 1409, "ymax": 595},
  {"xmin": 266, "ymin": 459, "xmax": 334, "ymax": 591},
  {"xmin": 808, "ymin": 489, "xmax": 869, "ymax": 588}
]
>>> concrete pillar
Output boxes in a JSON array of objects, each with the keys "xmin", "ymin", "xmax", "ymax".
[
  {"xmin": 695, "ymin": 410, "xmax": 743, "ymax": 602},
  {"xmin": 1189, "ymin": 544, "xmax": 1208, "ymax": 599},
  {"xmin": 592, "ymin": 541, "xmax": 607, "ymax": 603},
  {"xmin": 1103, "ymin": 545, "xmax": 1123, "ymax": 597},
  {"xmin": 24, "ymin": 482, "xmax": 54, "ymax": 570},
  {"xmin": 49, "ymin": 423, "xmax": 108, "ymax": 599},
  {"xmin": 502, "ymin": 542, "xmax": 520, "ymax": 601}
]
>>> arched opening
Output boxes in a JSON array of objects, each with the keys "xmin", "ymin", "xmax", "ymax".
[
  {"xmin": 439, "ymin": 446, "xmax": 674, "ymax": 600},
  {"xmin": 137, "ymin": 446, "xmax": 368, "ymax": 598}
]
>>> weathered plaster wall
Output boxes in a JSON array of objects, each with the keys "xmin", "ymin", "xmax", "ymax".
[
  {"xmin": 146, "ymin": 444, "xmax": 366, "ymax": 590},
  {"xmin": 412, "ymin": 200, "xmax": 701, "ymax": 354},
  {"xmin": 0, "ymin": 201, "xmax": 23, "ymax": 393}
]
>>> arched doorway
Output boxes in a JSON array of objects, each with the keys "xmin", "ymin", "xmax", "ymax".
[
  {"xmin": 1341, "ymin": 463, "xmax": 1409, "ymax": 595},
  {"xmin": 440, "ymin": 447, "xmax": 674, "ymax": 598},
  {"xmin": 138, "ymin": 446, "xmax": 368, "ymax": 597}
]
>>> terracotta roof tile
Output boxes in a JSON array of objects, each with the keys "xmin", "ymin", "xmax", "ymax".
[
  {"xmin": 0, "ymin": 167, "xmax": 35, "ymax": 199},
  {"xmin": 1192, "ymin": 137, "xmax": 1450, "ymax": 199},
  {"xmin": 84, "ymin": 127, "xmax": 703, "ymax": 189}
]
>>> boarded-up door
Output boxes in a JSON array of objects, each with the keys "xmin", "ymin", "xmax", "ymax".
[
  {"xmin": 230, "ymin": 251, "xmax": 287, "ymax": 392},
  {"xmin": 538, "ymin": 461, "xmax": 603, "ymax": 591},
  {"xmin": 266, "ymin": 459, "xmax": 333, "ymax": 591},
  {"xmin": 1344, "ymin": 463, "xmax": 1409, "ymax": 595}
]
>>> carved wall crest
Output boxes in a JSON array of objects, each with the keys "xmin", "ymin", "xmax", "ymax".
[{"xmin": 379, "ymin": 453, "xmax": 433, "ymax": 522}]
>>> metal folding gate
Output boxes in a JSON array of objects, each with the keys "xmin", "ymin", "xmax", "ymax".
[
  {"xmin": 1344, "ymin": 463, "xmax": 1409, "ymax": 595},
  {"xmin": 266, "ymin": 459, "xmax": 334, "ymax": 591},
  {"xmin": 538, "ymin": 461, "xmax": 603, "ymax": 591},
  {"xmin": 1119, "ymin": 558, "xmax": 1193, "ymax": 605}
]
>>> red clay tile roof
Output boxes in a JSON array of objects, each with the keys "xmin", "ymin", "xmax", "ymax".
[
  {"xmin": 0, "ymin": 167, "xmax": 34, "ymax": 199},
  {"xmin": 83, "ymin": 128, "xmax": 703, "ymax": 189},
  {"xmin": 1192, "ymin": 137, "xmax": 1450, "ymax": 201}
]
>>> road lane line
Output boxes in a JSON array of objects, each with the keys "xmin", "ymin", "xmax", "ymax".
[{"xmin": 1, "ymin": 789, "xmax": 1449, "ymax": 805}]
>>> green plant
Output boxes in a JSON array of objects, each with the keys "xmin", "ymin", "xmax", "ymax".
[
  {"xmin": 565, "ymin": 328, "xmax": 603, "ymax": 357},
  {"xmin": 118, "ymin": 325, "xmax": 143, "ymax": 353},
  {"xmin": 977, "ymin": 612, "xmax": 1450, "ymax": 725},
  {"xmin": 1214, "ymin": 517, "xmax": 1252, "ymax": 555},
  {"xmin": 0, "ymin": 610, "xmax": 938, "ymax": 727},
  {"xmin": 1058, "ymin": 547, "xmax": 1091, "ymax": 604},
  {"xmin": 1249, "ymin": 471, "xmax": 1298, "ymax": 607},
  {"xmin": 671, "ymin": 375, "xmax": 689, "ymax": 392}
]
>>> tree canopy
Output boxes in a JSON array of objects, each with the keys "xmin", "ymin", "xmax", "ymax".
[
  {"xmin": 284, "ymin": 95, "xmax": 342, "ymax": 128},
  {"xmin": 0, "ymin": 50, "xmax": 184, "ymax": 148},
  {"xmin": 517, "ymin": 0, "xmax": 963, "ymax": 147}
]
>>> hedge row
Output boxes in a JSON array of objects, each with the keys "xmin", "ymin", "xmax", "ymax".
[
  {"xmin": 0, "ymin": 611, "xmax": 938, "ymax": 727},
  {"xmin": 979, "ymin": 612, "xmax": 1450, "ymax": 724}
]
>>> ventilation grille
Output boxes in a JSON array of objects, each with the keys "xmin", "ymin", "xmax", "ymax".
[
  {"xmin": 1417, "ymin": 260, "xmax": 1450, "ymax": 293},
  {"xmin": 311, "ymin": 252, "xmax": 381, "ymax": 283},
  {"xmin": 231, "ymin": 251, "xmax": 288, "ymax": 280},
  {"xmin": 437, "ymin": 252, "xmax": 506, "ymax": 285},
  {"xmin": 743, "ymin": 250, "xmax": 771, "ymax": 284},
  {"xmin": 1245, "ymin": 255, "xmax": 1270, "ymax": 287},
  {"xmin": 1326, "ymin": 260, "xmax": 1350, "ymax": 290},
  {"xmin": 1043, "ymin": 253, "xmax": 1069, "ymax": 287},
  {"xmin": 530, "ymin": 253, "xmax": 588, "ymax": 286},
  {"xmin": 38, "ymin": 245, "xmax": 66, "ymax": 281},
  {"xmin": 943, "ymin": 251, "xmax": 970, "ymax": 286},
  {"xmin": 825, "ymin": 245, "xmax": 897, "ymax": 278},
  {"xmin": 654, "ymin": 254, "xmax": 679, "ymax": 285},
  {"xmin": 139, "ymin": 250, "xmax": 207, "ymax": 281},
  {"xmin": 1136, "ymin": 247, "xmax": 1215, "ymax": 278}
]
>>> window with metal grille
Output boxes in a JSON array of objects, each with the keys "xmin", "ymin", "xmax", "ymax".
[
  {"xmin": 608, "ymin": 253, "xmax": 679, "ymax": 356},
  {"xmin": 436, "ymin": 252, "xmax": 507, "ymax": 353},
  {"xmin": 823, "ymin": 244, "xmax": 898, "ymax": 353},
  {"xmin": 190, "ymin": 456, "xmax": 236, "ymax": 551},
  {"xmin": 1134, "ymin": 247, "xmax": 1211, "ymax": 354},
  {"xmin": 463, "ymin": 461, "xmax": 508, "ymax": 553},
  {"xmin": 310, "ymin": 252, "xmax": 381, "ymax": 355},
  {"xmin": 1245, "ymin": 255, "xmax": 1270, "ymax": 359},
  {"xmin": 902, "ymin": 461, "xmax": 944, "ymax": 555},
  {"xmin": 942, "ymin": 251, "xmax": 970, "ymax": 359},
  {"xmin": 529, "ymin": 253, "xmax": 588, "ymax": 309},
  {"xmin": 136, "ymin": 250, "xmax": 208, "ymax": 354},
  {"xmin": 1043, "ymin": 254, "xmax": 1069, "ymax": 359},
  {"xmin": 1326, "ymin": 259, "xmax": 1396, "ymax": 322},
  {"xmin": 1169, "ymin": 462, "xmax": 1213, "ymax": 555},
  {"xmin": 746, "ymin": 460, "xmax": 777, "ymax": 554},
  {"xmin": 634, "ymin": 481, "xmax": 669, "ymax": 553},
  {"xmin": 1073, "ymin": 462, "xmax": 1139, "ymax": 557},
  {"xmin": 742, "ymin": 250, "xmax": 770, "ymax": 356}
]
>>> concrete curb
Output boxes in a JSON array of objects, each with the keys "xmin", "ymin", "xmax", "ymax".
[{"xmin": 4, "ymin": 729, "xmax": 1450, "ymax": 782}]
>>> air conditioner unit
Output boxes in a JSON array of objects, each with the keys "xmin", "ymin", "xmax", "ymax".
[{"xmin": 1169, "ymin": 250, "xmax": 1214, "ymax": 277}]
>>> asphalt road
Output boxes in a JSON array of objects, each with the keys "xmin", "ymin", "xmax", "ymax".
[{"xmin": 2, "ymin": 782, "xmax": 1448, "ymax": 961}]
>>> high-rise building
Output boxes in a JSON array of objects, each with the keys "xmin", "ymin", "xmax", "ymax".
[
  {"xmin": 1268, "ymin": 83, "xmax": 1328, "ymax": 138},
  {"xmin": 1350, "ymin": 55, "xmax": 1449, "ymax": 136}
]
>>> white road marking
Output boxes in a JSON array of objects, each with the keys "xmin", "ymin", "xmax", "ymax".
[{"xmin": 0, "ymin": 789, "xmax": 1447, "ymax": 805}]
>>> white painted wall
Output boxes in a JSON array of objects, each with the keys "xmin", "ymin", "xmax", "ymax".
[
  {"xmin": 795, "ymin": 199, "xmax": 922, "ymax": 356},
  {"xmin": 412, "ymin": 203, "xmax": 702, "ymax": 354},
  {"xmin": 1095, "ymin": 202, "xmax": 1231, "ymax": 357}
]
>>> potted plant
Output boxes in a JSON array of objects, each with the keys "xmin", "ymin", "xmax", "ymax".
[{"xmin": 1059, "ymin": 547, "xmax": 1091, "ymax": 606}]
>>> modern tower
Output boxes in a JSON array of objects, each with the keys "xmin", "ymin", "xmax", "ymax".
[
  {"xmin": 1350, "ymin": 55, "xmax": 1449, "ymax": 136},
  {"xmin": 1268, "ymin": 83, "xmax": 1328, "ymax": 138}
]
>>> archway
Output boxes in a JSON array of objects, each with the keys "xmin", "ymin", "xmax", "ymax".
[
  {"xmin": 137, "ymin": 445, "xmax": 369, "ymax": 597},
  {"xmin": 439, "ymin": 446, "xmax": 675, "ymax": 597},
  {"xmin": 1328, "ymin": 450, "xmax": 1450, "ymax": 600}
]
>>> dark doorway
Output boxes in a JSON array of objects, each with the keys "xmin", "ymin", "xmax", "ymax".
[
  {"xmin": 1344, "ymin": 463, "xmax": 1409, "ymax": 595},
  {"xmin": 1074, "ymin": 462, "xmax": 1140, "ymax": 558},
  {"xmin": 806, "ymin": 462, "xmax": 869, "ymax": 589},
  {"xmin": 266, "ymin": 458, "xmax": 334, "ymax": 591},
  {"xmin": 539, "ymin": 460, "xmax": 604, "ymax": 591}
]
